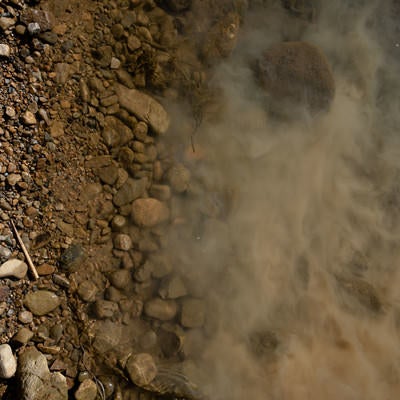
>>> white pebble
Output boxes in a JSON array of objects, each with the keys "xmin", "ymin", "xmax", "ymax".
[
  {"xmin": 0, "ymin": 259, "xmax": 28, "ymax": 279},
  {"xmin": 0, "ymin": 344, "xmax": 17, "ymax": 378},
  {"xmin": 110, "ymin": 57, "xmax": 121, "ymax": 69}
]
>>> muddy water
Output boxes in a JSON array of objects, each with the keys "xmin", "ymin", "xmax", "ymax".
[{"xmin": 165, "ymin": 1, "xmax": 400, "ymax": 399}]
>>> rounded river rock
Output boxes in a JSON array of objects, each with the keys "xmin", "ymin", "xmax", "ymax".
[{"xmin": 24, "ymin": 290, "xmax": 61, "ymax": 316}]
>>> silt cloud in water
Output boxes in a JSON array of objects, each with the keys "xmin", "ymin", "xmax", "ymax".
[{"xmin": 169, "ymin": 1, "xmax": 400, "ymax": 399}]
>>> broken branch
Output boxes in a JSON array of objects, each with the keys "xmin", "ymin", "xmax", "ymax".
[{"xmin": 10, "ymin": 220, "xmax": 39, "ymax": 280}]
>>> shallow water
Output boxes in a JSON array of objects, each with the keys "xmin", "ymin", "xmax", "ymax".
[{"xmin": 168, "ymin": 2, "xmax": 400, "ymax": 399}]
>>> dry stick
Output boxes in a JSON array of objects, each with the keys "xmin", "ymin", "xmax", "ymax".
[{"xmin": 9, "ymin": 220, "xmax": 39, "ymax": 280}]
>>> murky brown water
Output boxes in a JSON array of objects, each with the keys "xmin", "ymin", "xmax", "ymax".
[{"xmin": 164, "ymin": 2, "xmax": 400, "ymax": 399}]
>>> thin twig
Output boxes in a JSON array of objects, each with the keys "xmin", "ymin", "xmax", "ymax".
[{"xmin": 9, "ymin": 220, "xmax": 39, "ymax": 280}]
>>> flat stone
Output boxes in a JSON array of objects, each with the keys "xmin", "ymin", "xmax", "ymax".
[
  {"xmin": 144, "ymin": 298, "xmax": 178, "ymax": 321},
  {"xmin": 24, "ymin": 291, "xmax": 61, "ymax": 316},
  {"xmin": 115, "ymin": 84, "xmax": 170, "ymax": 135},
  {"xmin": 36, "ymin": 263, "xmax": 56, "ymax": 276},
  {"xmin": 131, "ymin": 198, "xmax": 170, "ymax": 227},
  {"xmin": 13, "ymin": 327, "xmax": 34, "ymax": 345},
  {"xmin": 113, "ymin": 178, "xmax": 147, "ymax": 207},
  {"xmin": 75, "ymin": 379, "xmax": 98, "ymax": 400},
  {"xmin": 0, "ymin": 344, "xmax": 16, "ymax": 378},
  {"xmin": 180, "ymin": 298, "xmax": 205, "ymax": 328},
  {"xmin": 126, "ymin": 353, "xmax": 157, "ymax": 387},
  {"xmin": 0, "ymin": 259, "xmax": 28, "ymax": 279}
]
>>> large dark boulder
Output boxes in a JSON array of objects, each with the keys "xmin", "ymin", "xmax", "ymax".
[{"xmin": 255, "ymin": 41, "xmax": 335, "ymax": 115}]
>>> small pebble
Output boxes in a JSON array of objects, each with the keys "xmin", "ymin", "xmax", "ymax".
[
  {"xmin": 18, "ymin": 310, "xmax": 33, "ymax": 324},
  {"xmin": 27, "ymin": 22, "xmax": 41, "ymax": 35},
  {"xmin": 110, "ymin": 57, "xmax": 121, "ymax": 69},
  {"xmin": 113, "ymin": 234, "xmax": 132, "ymax": 251},
  {"xmin": 0, "ymin": 44, "xmax": 10, "ymax": 57},
  {"xmin": 22, "ymin": 110, "xmax": 37, "ymax": 125}
]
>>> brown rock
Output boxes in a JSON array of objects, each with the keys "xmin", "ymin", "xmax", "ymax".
[
  {"xmin": 50, "ymin": 121, "xmax": 64, "ymax": 138},
  {"xmin": 113, "ymin": 178, "xmax": 147, "ymax": 207},
  {"xmin": 131, "ymin": 198, "xmax": 169, "ymax": 227},
  {"xmin": 113, "ymin": 234, "xmax": 132, "ymax": 251},
  {"xmin": 36, "ymin": 264, "xmax": 56, "ymax": 276},
  {"xmin": 115, "ymin": 84, "xmax": 170, "ymax": 135},
  {"xmin": 256, "ymin": 41, "xmax": 335, "ymax": 113},
  {"xmin": 144, "ymin": 298, "xmax": 178, "ymax": 321},
  {"xmin": 126, "ymin": 353, "xmax": 157, "ymax": 387}
]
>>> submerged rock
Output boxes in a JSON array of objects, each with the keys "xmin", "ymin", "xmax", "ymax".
[
  {"xmin": 255, "ymin": 41, "xmax": 335, "ymax": 114},
  {"xmin": 131, "ymin": 198, "xmax": 170, "ymax": 227},
  {"xmin": 144, "ymin": 298, "xmax": 178, "ymax": 321}
]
